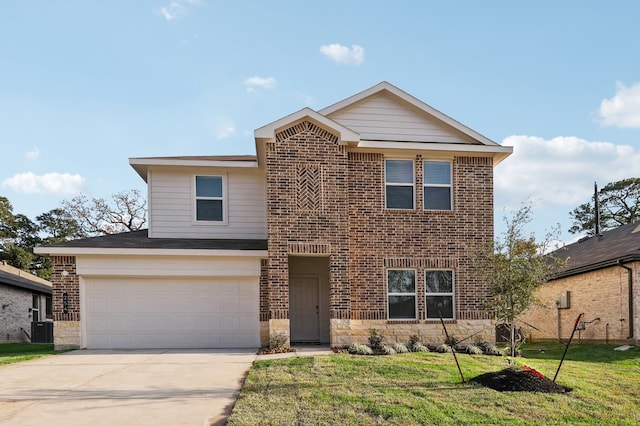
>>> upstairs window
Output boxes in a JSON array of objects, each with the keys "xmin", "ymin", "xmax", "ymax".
[
  {"xmin": 387, "ymin": 269, "xmax": 417, "ymax": 320},
  {"xmin": 425, "ymin": 270, "xmax": 454, "ymax": 319},
  {"xmin": 385, "ymin": 159, "xmax": 414, "ymax": 209},
  {"xmin": 423, "ymin": 161, "xmax": 452, "ymax": 210},
  {"xmin": 195, "ymin": 176, "xmax": 224, "ymax": 222}
]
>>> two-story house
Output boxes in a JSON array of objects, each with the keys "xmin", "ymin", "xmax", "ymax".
[{"xmin": 36, "ymin": 82, "xmax": 512, "ymax": 350}]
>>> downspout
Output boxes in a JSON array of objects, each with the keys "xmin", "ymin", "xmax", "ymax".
[{"xmin": 618, "ymin": 261, "xmax": 634, "ymax": 339}]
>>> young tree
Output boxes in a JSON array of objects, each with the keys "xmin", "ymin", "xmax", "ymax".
[
  {"xmin": 477, "ymin": 201, "xmax": 564, "ymax": 357},
  {"xmin": 569, "ymin": 178, "xmax": 640, "ymax": 235},
  {"xmin": 61, "ymin": 189, "xmax": 147, "ymax": 236}
]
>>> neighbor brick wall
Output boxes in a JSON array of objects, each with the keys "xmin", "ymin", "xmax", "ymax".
[
  {"xmin": 0, "ymin": 284, "xmax": 32, "ymax": 342},
  {"xmin": 520, "ymin": 263, "xmax": 639, "ymax": 343}
]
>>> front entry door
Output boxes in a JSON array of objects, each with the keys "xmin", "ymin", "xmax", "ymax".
[{"xmin": 289, "ymin": 276, "xmax": 320, "ymax": 342}]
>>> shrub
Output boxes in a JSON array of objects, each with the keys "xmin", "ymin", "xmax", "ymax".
[
  {"xmin": 466, "ymin": 344, "xmax": 484, "ymax": 355},
  {"xmin": 408, "ymin": 335, "xmax": 421, "ymax": 351},
  {"xmin": 269, "ymin": 334, "xmax": 288, "ymax": 350},
  {"xmin": 435, "ymin": 343, "xmax": 452, "ymax": 353},
  {"xmin": 382, "ymin": 345, "xmax": 397, "ymax": 355},
  {"xmin": 348, "ymin": 343, "xmax": 373, "ymax": 355},
  {"xmin": 410, "ymin": 342, "xmax": 429, "ymax": 352},
  {"xmin": 393, "ymin": 343, "xmax": 409, "ymax": 353},
  {"xmin": 368, "ymin": 328, "xmax": 384, "ymax": 350},
  {"xmin": 444, "ymin": 334, "xmax": 459, "ymax": 346},
  {"xmin": 479, "ymin": 342, "xmax": 500, "ymax": 356}
]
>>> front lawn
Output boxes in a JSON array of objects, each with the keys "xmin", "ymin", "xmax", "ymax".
[
  {"xmin": 0, "ymin": 343, "xmax": 59, "ymax": 365},
  {"xmin": 228, "ymin": 343, "xmax": 640, "ymax": 425}
]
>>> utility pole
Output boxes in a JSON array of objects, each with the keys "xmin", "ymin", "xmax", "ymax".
[{"xmin": 594, "ymin": 181, "xmax": 601, "ymax": 236}]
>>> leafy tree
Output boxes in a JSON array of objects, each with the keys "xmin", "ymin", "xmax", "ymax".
[
  {"xmin": 61, "ymin": 189, "xmax": 147, "ymax": 236},
  {"xmin": 569, "ymin": 178, "xmax": 640, "ymax": 235},
  {"xmin": 37, "ymin": 208, "xmax": 86, "ymax": 244},
  {"xmin": 476, "ymin": 201, "xmax": 564, "ymax": 357}
]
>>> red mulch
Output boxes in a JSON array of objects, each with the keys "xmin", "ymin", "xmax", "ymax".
[{"xmin": 470, "ymin": 368, "xmax": 572, "ymax": 393}]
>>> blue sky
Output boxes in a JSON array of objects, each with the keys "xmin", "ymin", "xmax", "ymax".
[{"xmin": 2, "ymin": 1, "xmax": 640, "ymax": 244}]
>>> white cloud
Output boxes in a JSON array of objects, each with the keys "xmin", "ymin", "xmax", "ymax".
[
  {"xmin": 158, "ymin": 0, "xmax": 202, "ymax": 21},
  {"xmin": 26, "ymin": 147, "xmax": 40, "ymax": 160},
  {"xmin": 244, "ymin": 76, "xmax": 277, "ymax": 93},
  {"xmin": 320, "ymin": 44, "xmax": 365, "ymax": 66},
  {"xmin": 496, "ymin": 135, "xmax": 640, "ymax": 208},
  {"xmin": 215, "ymin": 121, "xmax": 236, "ymax": 139},
  {"xmin": 1, "ymin": 172, "xmax": 86, "ymax": 195},
  {"xmin": 598, "ymin": 81, "xmax": 640, "ymax": 128},
  {"xmin": 494, "ymin": 135, "xmax": 640, "ymax": 242}
]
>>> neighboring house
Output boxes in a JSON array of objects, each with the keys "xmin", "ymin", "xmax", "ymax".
[
  {"xmin": 521, "ymin": 221, "xmax": 640, "ymax": 344},
  {"xmin": 0, "ymin": 261, "xmax": 53, "ymax": 343},
  {"xmin": 36, "ymin": 82, "xmax": 512, "ymax": 350}
]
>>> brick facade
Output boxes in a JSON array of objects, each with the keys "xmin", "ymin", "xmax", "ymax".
[
  {"xmin": 261, "ymin": 120, "xmax": 496, "ymax": 345},
  {"xmin": 520, "ymin": 263, "xmax": 640, "ymax": 344},
  {"xmin": 51, "ymin": 255, "xmax": 81, "ymax": 349}
]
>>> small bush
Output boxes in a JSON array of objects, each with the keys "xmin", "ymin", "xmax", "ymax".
[
  {"xmin": 444, "ymin": 335, "xmax": 459, "ymax": 346},
  {"xmin": 408, "ymin": 335, "xmax": 421, "ymax": 350},
  {"xmin": 393, "ymin": 343, "xmax": 409, "ymax": 353},
  {"xmin": 466, "ymin": 344, "xmax": 484, "ymax": 355},
  {"xmin": 368, "ymin": 328, "xmax": 384, "ymax": 350},
  {"xmin": 410, "ymin": 342, "xmax": 429, "ymax": 352},
  {"xmin": 348, "ymin": 343, "xmax": 373, "ymax": 355},
  {"xmin": 269, "ymin": 334, "xmax": 288, "ymax": 350},
  {"xmin": 382, "ymin": 345, "xmax": 397, "ymax": 355},
  {"xmin": 479, "ymin": 342, "xmax": 500, "ymax": 356},
  {"xmin": 435, "ymin": 343, "xmax": 452, "ymax": 353}
]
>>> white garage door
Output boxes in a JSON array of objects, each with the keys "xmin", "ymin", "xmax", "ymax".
[{"xmin": 84, "ymin": 277, "xmax": 260, "ymax": 349}]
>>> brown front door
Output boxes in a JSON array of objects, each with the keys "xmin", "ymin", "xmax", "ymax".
[{"xmin": 289, "ymin": 276, "xmax": 320, "ymax": 342}]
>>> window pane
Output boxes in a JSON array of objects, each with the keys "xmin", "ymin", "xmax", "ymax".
[
  {"xmin": 426, "ymin": 296, "xmax": 453, "ymax": 319},
  {"xmin": 196, "ymin": 176, "xmax": 222, "ymax": 197},
  {"xmin": 196, "ymin": 199, "xmax": 223, "ymax": 221},
  {"xmin": 389, "ymin": 296, "xmax": 416, "ymax": 319},
  {"xmin": 388, "ymin": 270, "xmax": 415, "ymax": 293},
  {"xmin": 424, "ymin": 161, "xmax": 451, "ymax": 185},
  {"xmin": 385, "ymin": 160, "xmax": 413, "ymax": 183},
  {"xmin": 426, "ymin": 271, "xmax": 453, "ymax": 293},
  {"xmin": 424, "ymin": 187, "xmax": 451, "ymax": 210},
  {"xmin": 386, "ymin": 186, "xmax": 414, "ymax": 209}
]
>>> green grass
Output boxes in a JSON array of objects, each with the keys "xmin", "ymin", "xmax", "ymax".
[
  {"xmin": 229, "ymin": 343, "xmax": 640, "ymax": 425},
  {"xmin": 0, "ymin": 343, "xmax": 59, "ymax": 365}
]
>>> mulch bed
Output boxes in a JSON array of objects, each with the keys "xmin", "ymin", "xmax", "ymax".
[{"xmin": 470, "ymin": 368, "xmax": 572, "ymax": 393}]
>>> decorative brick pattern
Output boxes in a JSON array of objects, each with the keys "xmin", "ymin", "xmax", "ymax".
[
  {"xmin": 296, "ymin": 164, "xmax": 322, "ymax": 211},
  {"xmin": 276, "ymin": 121, "xmax": 339, "ymax": 145}
]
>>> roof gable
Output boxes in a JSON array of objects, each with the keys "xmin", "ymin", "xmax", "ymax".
[
  {"xmin": 320, "ymin": 81, "xmax": 499, "ymax": 146},
  {"xmin": 254, "ymin": 107, "xmax": 360, "ymax": 144}
]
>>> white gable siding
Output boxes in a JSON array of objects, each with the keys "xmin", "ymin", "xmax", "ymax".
[
  {"xmin": 148, "ymin": 167, "xmax": 267, "ymax": 239},
  {"xmin": 328, "ymin": 94, "xmax": 477, "ymax": 144}
]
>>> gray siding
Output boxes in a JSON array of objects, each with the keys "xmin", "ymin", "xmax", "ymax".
[
  {"xmin": 148, "ymin": 167, "xmax": 267, "ymax": 239},
  {"xmin": 328, "ymin": 93, "xmax": 477, "ymax": 144}
]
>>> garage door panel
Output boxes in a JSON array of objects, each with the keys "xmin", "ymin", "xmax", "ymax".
[{"xmin": 84, "ymin": 277, "xmax": 259, "ymax": 349}]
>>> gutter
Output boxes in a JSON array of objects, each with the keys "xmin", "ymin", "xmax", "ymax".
[{"xmin": 618, "ymin": 261, "xmax": 634, "ymax": 339}]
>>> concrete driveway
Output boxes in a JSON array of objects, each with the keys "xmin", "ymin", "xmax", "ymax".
[{"xmin": 0, "ymin": 348, "xmax": 257, "ymax": 426}]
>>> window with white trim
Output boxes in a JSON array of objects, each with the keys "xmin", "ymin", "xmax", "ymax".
[
  {"xmin": 423, "ymin": 161, "xmax": 452, "ymax": 210},
  {"xmin": 387, "ymin": 269, "xmax": 417, "ymax": 320},
  {"xmin": 385, "ymin": 159, "xmax": 414, "ymax": 209},
  {"xmin": 195, "ymin": 175, "xmax": 224, "ymax": 222},
  {"xmin": 425, "ymin": 270, "xmax": 454, "ymax": 319}
]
